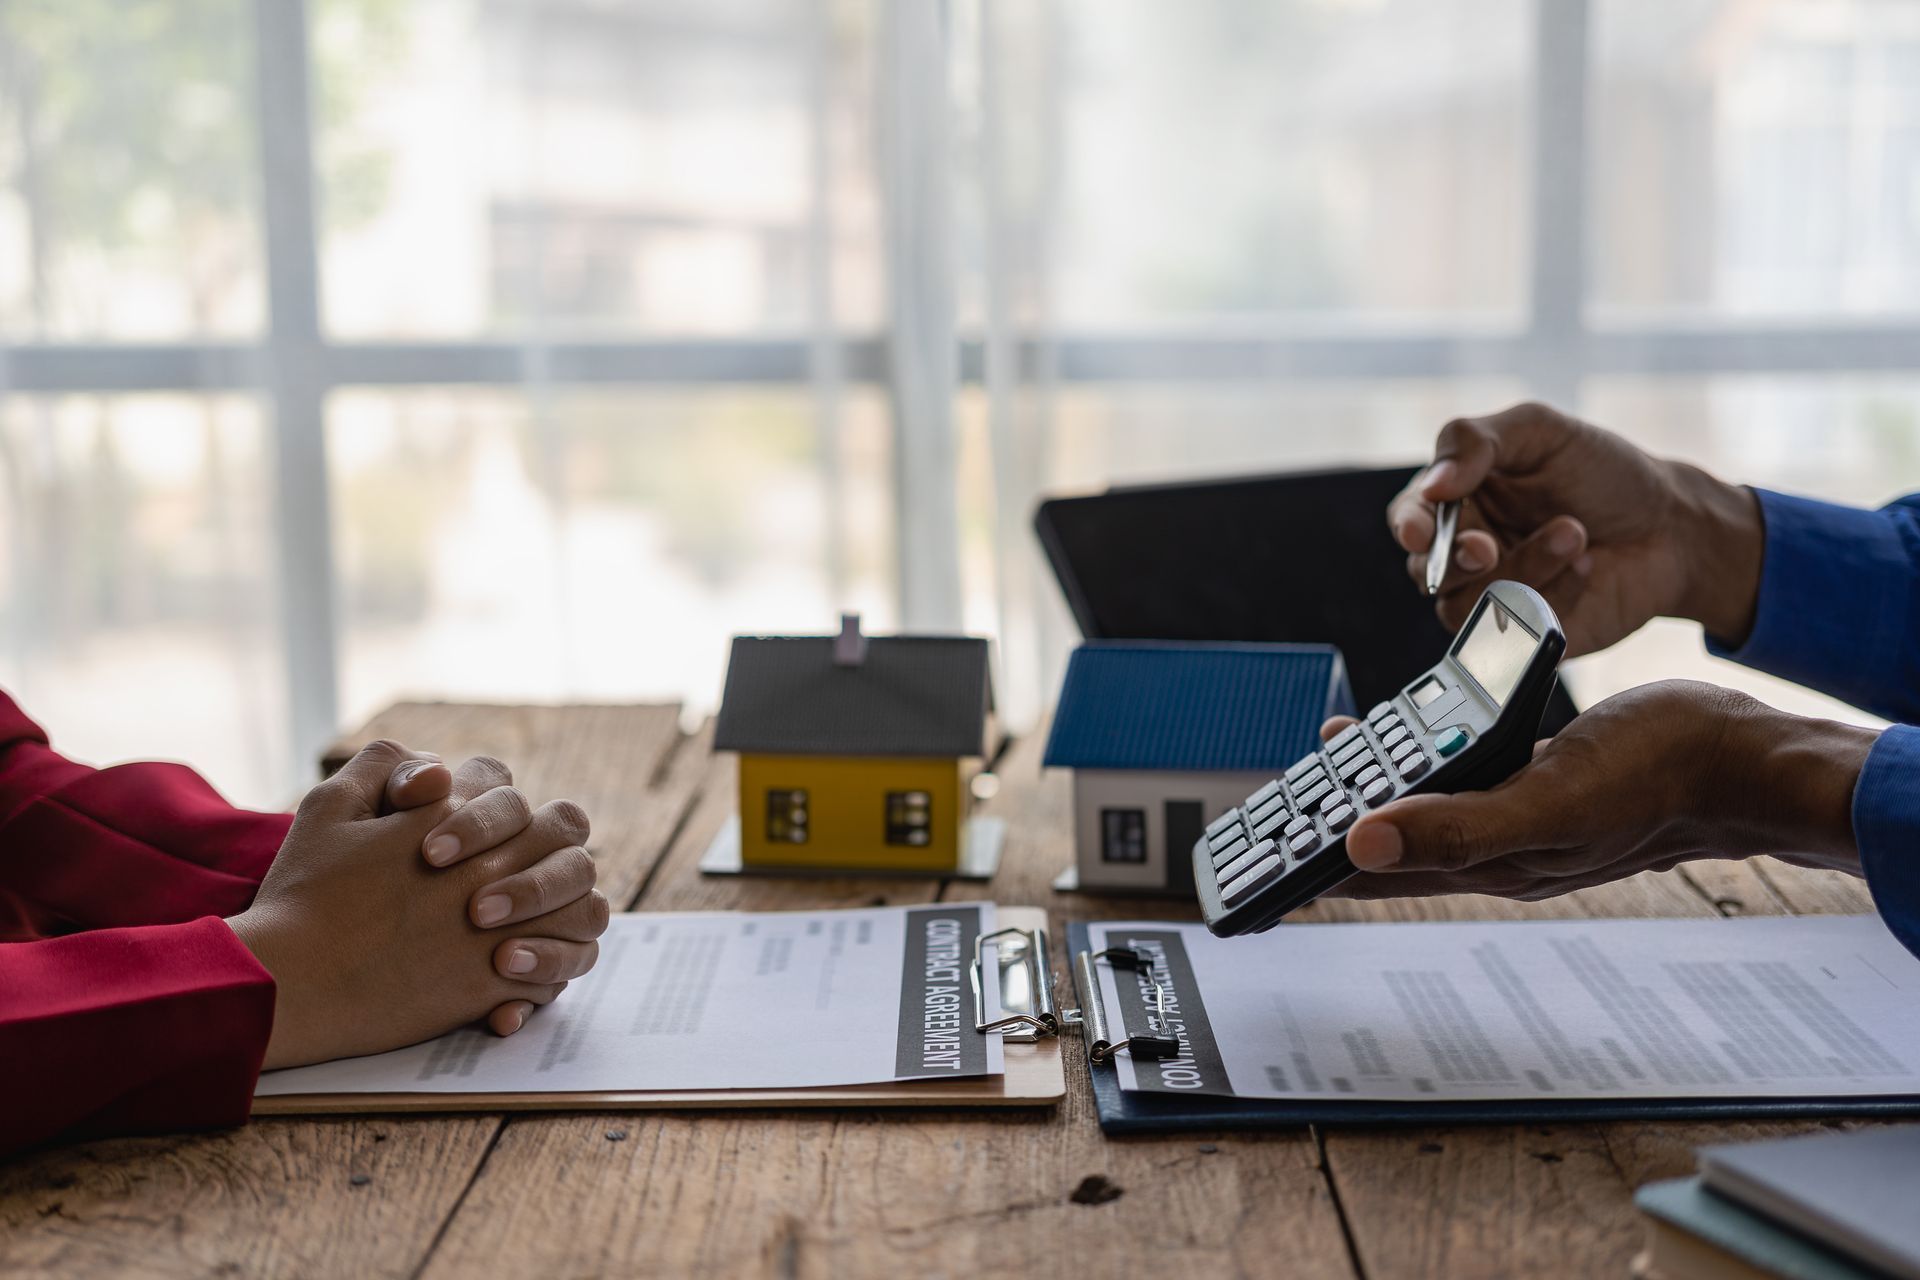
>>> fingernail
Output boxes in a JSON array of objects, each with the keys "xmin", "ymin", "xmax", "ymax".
[
  {"xmin": 1394, "ymin": 517, "xmax": 1420, "ymax": 549},
  {"xmin": 1348, "ymin": 821, "xmax": 1403, "ymax": 870},
  {"xmin": 1549, "ymin": 525, "xmax": 1582, "ymax": 557},
  {"xmin": 1574, "ymin": 553, "xmax": 1594, "ymax": 576},
  {"xmin": 1456, "ymin": 544, "xmax": 1490, "ymax": 572},
  {"xmin": 424, "ymin": 834, "xmax": 461, "ymax": 866},
  {"xmin": 1423, "ymin": 460, "xmax": 1458, "ymax": 494},
  {"xmin": 476, "ymin": 893, "xmax": 511, "ymax": 926},
  {"xmin": 507, "ymin": 947, "xmax": 538, "ymax": 975},
  {"xmin": 508, "ymin": 1005, "xmax": 527, "ymax": 1032}
]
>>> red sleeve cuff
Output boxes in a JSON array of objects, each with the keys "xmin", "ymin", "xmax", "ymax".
[{"xmin": 0, "ymin": 916, "xmax": 276, "ymax": 1155}]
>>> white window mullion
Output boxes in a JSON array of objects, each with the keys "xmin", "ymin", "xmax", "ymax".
[
  {"xmin": 879, "ymin": 0, "xmax": 964, "ymax": 632},
  {"xmin": 806, "ymin": 0, "xmax": 850, "ymax": 611},
  {"xmin": 1527, "ymin": 0, "xmax": 1594, "ymax": 408},
  {"xmin": 253, "ymin": 0, "xmax": 340, "ymax": 784}
]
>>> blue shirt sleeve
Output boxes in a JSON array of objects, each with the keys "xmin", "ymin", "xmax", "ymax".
[
  {"xmin": 1853, "ymin": 727, "xmax": 1920, "ymax": 959},
  {"xmin": 1708, "ymin": 489, "xmax": 1920, "ymax": 957},
  {"xmin": 1707, "ymin": 489, "xmax": 1920, "ymax": 721}
]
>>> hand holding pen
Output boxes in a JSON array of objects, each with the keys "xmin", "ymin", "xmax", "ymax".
[{"xmin": 1385, "ymin": 401, "xmax": 1761, "ymax": 657}]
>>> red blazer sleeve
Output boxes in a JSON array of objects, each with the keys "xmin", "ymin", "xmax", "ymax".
[
  {"xmin": 0, "ymin": 918, "xmax": 275, "ymax": 1154},
  {"xmin": 0, "ymin": 693, "xmax": 292, "ymax": 938},
  {"xmin": 0, "ymin": 691, "xmax": 291, "ymax": 1154}
]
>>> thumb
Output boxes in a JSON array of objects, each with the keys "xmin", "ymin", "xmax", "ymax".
[
  {"xmin": 1345, "ymin": 775, "xmax": 1561, "ymax": 874},
  {"xmin": 384, "ymin": 756, "xmax": 452, "ymax": 813},
  {"xmin": 1319, "ymin": 715, "xmax": 1359, "ymax": 743},
  {"xmin": 312, "ymin": 739, "xmax": 432, "ymax": 820}
]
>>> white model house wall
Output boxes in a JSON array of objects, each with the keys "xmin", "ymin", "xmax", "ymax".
[{"xmin": 1071, "ymin": 769, "xmax": 1276, "ymax": 891}]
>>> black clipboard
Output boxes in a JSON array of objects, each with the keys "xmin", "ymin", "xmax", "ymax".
[{"xmin": 1065, "ymin": 922, "xmax": 1920, "ymax": 1134}]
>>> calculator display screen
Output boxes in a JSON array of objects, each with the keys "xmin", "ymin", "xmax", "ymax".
[{"xmin": 1454, "ymin": 598, "xmax": 1537, "ymax": 704}]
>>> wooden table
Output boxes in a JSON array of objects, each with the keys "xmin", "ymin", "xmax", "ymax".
[{"xmin": 0, "ymin": 701, "xmax": 1892, "ymax": 1278}]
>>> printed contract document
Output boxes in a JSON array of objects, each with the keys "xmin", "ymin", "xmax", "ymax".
[
  {"xmin": 258, "ymin": 903, "xmax": 1004, "ymax": 1097},
  {"xmin": 1087, "ymin": 915, "xmax": 1920, "ymax": 1102}
]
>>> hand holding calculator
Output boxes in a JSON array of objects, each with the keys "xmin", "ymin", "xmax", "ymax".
[{"xmin": 1193, "ymin": 580, "xmax": 1566, "ymax": 936}]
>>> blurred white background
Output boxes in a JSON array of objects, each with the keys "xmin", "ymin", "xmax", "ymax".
[{"xmin": 0, "ymin": 0, "xmax": 1916, "ymax": 807}]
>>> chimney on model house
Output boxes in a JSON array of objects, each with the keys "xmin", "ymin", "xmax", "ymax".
[{"xmin": 833, "ymin": 612, "xmax": 868, "ymax": 667}]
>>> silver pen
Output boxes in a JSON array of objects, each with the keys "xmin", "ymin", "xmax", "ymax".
[{"xmin": 1426, "ymin": 500, "xmax": 1461, "ymax": 596}]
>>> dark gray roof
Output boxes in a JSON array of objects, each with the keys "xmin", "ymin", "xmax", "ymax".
[{"xmin": 714, "ymin": 635, "xmax": 992, "ymax": 758}]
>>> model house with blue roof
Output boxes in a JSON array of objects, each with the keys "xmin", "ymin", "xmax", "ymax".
[{"xmin": 1042, "ymin": 642, "xmax": 1354, "ymax": 894}]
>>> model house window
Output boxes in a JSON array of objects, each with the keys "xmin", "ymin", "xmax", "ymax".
[
  {"xmin": 1100, "ymin": 808, "xmax": 1147, "ymax": 863},
  {"xmin": 885, "ymin": 791, "xmax": 932, "ymax": 846},
  {"xmin": 766, "ymin": 789, "xmax": 809, "ymax": 844}
]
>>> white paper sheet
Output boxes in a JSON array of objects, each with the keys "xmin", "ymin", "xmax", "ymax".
[
  {"xmin": 258, "ymin": 903, "xmax": 1003, "ymax": 1097},
  {"xmin": 1088, "ymin": 915, "xmax": 1920, "ymax": 1102}
]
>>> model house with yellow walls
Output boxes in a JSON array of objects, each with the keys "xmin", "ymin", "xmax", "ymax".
[{"xmin": 713, "ymin": 616, "xmax": 994, "ymax": 874}]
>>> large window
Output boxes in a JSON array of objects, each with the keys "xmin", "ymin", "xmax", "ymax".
[{"xmin": 2, "ymin": 0, "xmax": 1916, "ymax": 807}]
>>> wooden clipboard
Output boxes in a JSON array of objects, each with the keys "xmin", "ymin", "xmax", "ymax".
[{"xmin": 253, "ymin": 906, "xmax": 1065, "ymax": 1115}]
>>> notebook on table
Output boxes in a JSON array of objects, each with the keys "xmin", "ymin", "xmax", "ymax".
[
  {"xmin": 1691, "ymin": 1126, "xmax": 1920, "ymax": 1280},
  {"xmin": 1633, "ymin": 1177, "xmax": 1878, "ymax": 1280}
]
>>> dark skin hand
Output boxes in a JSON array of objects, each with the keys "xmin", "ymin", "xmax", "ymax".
[
  {"xmin": 229, "ymin": 741, "xmax": 609, "ymax": 1069},
  {"xmin": 378, "ymin": 748, "xmax": 610, "ymax": 1036},
  {"xmin": 1387, "ymin": 401, "xmax": 1765, "ymax": 656},
  {"xmin": 1336, "ymin": 402, "xmax": 1880, "ymax": 900},
  {"xmin": 1319, "ymin": 681, "xmax": 1873, "ymax": 901}
]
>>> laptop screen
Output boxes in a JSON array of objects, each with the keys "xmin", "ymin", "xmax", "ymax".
[{"xmin": 1033, "ymin": 465, "xmax": 1579, "ymax": 734}]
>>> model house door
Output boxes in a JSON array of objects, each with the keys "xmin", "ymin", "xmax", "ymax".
[{"xmin": 1163, "ymin": 800, "xmax": 1202, "ymax": 896}]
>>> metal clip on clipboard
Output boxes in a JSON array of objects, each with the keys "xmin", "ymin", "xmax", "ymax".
[
  {"xmin": 971, "ymin": 925, "xmax": 1060, "ymax": 1043},
  {"xmin": 1067, "ymin": 948, "xmax": 1181, "ymax": 1064}
]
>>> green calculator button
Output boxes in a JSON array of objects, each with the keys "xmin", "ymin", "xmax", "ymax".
[{"xmin": 1434, "ymin": 726, "xmax": 1470, "ymax": 757}]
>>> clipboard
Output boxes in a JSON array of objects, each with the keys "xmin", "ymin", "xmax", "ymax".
[
  {"xmin": 253, "ymin": 907, "xmax": 1065, "ymax": 1115},
  {"xmin": 1064, "ymin": 922, "xmax": 1920, "ymax": 1135}
]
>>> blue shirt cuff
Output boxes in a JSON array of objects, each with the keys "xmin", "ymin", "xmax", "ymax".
[
  {"xmin": 1706, "ymin": 489, "xmax": 1912, "ymax": 703},
  {"xmin": 1855, "ymin": 725, "xmax": 1920, "ymax": 960}
]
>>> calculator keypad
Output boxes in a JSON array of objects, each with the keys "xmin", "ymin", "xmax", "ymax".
[{"xmin": 1200, "ymin": 702, "xmax": 1448, "ymax": 920}]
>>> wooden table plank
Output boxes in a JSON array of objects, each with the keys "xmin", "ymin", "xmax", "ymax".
[
  {"xmin": 0, "ymin": 1116, "xmax": 500, "ymax": 1279},
  {"xmin": 0, "ymin": 703, "xmax": 709, "ymax": 1280}
]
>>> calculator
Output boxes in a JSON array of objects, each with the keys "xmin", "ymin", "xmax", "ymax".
[{"xmin": 1192, "ymin": 580, "xmax": 1566, "ymax": 936}]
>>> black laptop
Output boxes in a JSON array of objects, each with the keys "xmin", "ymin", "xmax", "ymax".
[{"xmin": 1033, "ymin": 465, "xmax": 1580, "ymax": 736}]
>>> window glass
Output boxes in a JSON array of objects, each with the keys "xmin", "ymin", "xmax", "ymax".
[
  {"xmin": 0, "ymin": 394, "xmax": 286, "ymax": 806},
  {"xmin": 329, "ymin": 385, "xmax": 894, "ymax": 730},
  {"xmin": 312, "ymin": 0, "xmax": 883, "ymax": 337},
  {"xmin": 0, "ymin": 0, "xmax": 264, "ymax": 339},
  {"xmin": 766, "ymin": 787, "xmax": 809, "ymax": 845},
  {"xmin": 885, "ymin": 789, "xmax": 932, "ymax": 846},
  {"xmin": 1593, "ymin": 0, "xmax": 1920, "ymax": 318},
  {"xmin": 1043, "ymin": 0, "xmax": 1531, "ymax": 324},
  {"xmin": 1100, "ymin": 807, "xmax": 1147, "ymax": 863}
]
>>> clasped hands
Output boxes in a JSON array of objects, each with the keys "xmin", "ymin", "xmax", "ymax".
[{"xmin": 228, "ymin": 741, "xmax": 610, "ymax": 1071}]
